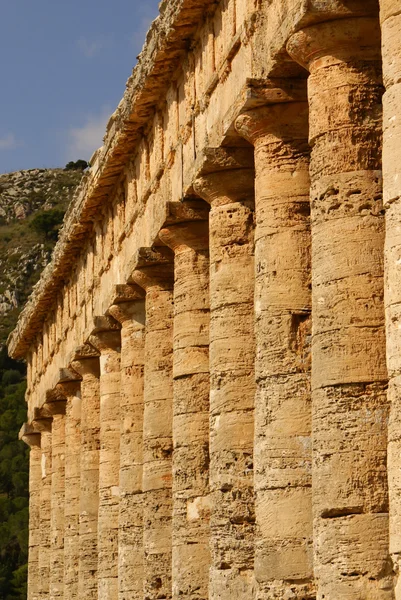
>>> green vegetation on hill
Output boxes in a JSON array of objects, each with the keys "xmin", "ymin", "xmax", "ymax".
[
  {"xmin": 0, "ymin": 167, "xmax": 83, "ymax": 347},
  {"xmin": 0, "ymin": 348, "xmax": 28, "ymax": 600}
]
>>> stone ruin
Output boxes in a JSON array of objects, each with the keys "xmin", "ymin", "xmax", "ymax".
[{"xmin": 7, "ymin": 0, "xmax": 401, "ymax": 598}]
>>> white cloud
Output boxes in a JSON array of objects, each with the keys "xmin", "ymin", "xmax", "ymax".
[
  {"xmin": 76, "ymin": 35, "xmax": 111, "ymax": 58},
  {"xmin": 0, "ymin": 133, "xmax": 19, "ymax": 151},
  {"xmin": 66, "ymin": 107, "xmax": 111, "ymax": 161}
]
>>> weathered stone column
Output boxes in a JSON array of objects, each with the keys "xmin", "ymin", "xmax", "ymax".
[
  {"xmin": 20, "ymin": 424, "xmax": 42, "ymax": 600},
  {"xmin": 70, "ymin": 345, "xmax": 101, "ymax": 600},
  {"xmin": 108, "ymin": 286, "xmax": 146, "ymax": 600},
  {"xmin": 33, "ymin": 413, "xmax": 52, "ymax": 600},
  {"xmin": 89, "ymin": 318, "xmax": 121, "ymax": 600},
  {"xmin": 159, "ymin": 201, "xmax": 211, "ymax": 600},
  {"xmin": 380, "ymin": 1, "xmax": 401, "ymax": 593},
  {"xmin": 61, "ymin": 381, "xmax": 82, "ymax": 600},
  {"xmin": 46, "ymin": 398, "xmax": 67, "ymax": 600},
  {"xmin": 131, "ymin": 247, "xmax": 174, "ymax": 600},
  {"xmin": 235, "ymin": 99, "xmax": 313, "ymax": 599},
  {"xmin": 288, "ymin": 17, "xmax": 392, "ymax": 598},
  {"xmin": 194, "ymin": 149, "xmax": 255, "ymax": 600}
]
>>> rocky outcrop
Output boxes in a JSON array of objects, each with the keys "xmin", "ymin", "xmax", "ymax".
[{"xmin": 0, "ymin": 168, "xmax": 82, "ymax": 346}]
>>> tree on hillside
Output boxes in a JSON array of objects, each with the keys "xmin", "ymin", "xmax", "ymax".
[
  {"xmin": 29, "ymin": 208, "xmax": 65, "ymax": 241},
  {"xmin": 64, "ymin": 160, "xmax": 88, "ymax": 171}
]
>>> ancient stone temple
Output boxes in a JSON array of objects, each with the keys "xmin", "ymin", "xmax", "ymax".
[{"xmin": 7, "ymin": 0, "xmax": 401, "ymax": 597}]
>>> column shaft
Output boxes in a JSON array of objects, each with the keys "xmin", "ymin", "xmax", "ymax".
[
  {"xmin": 194, "ymin": 153, "xmax": 255, "ymax": 600},
  {"xmin": 381, "ymin": 0, "xmax": 401, "ymax": 593},
  {"xmin": 236, "ymin": 101, "xmax": 313, "ymax": 599},
  {"xmin": 132, "ymin": 252, "xmax": 174, "ymax": 600},
  {"xmin": 109, "ymin": 297, "xmax": 146, "ymax": 600},
  {"xmin": 64, "ymin": 386, "xmax": 82, "ymax": 600},
  {"xmin": 89, "ymin": 325, "xmax": 121, "ymax": 600},
  {"xmin": 160, "ymin": 213, "xmax": 211, "ymax": 600},
  {"xmin": 39, "ymin": 428, "xmax": 52, "ymax": 600},
  {"xmin": 70, "ymin": 353, "xmax": 101, "ymax": 600},
  {"xmin": 49, "ymin": 410, "xmax": 66, "ymax": 599},
  {"xmin": 288, "ymin": 17, "xmax": 392, "ymax": 598},
  {"xmin": 23, "ymin": 430, "xmax": 41, "ymax": 600}
]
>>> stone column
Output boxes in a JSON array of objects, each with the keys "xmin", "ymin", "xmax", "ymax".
[
  {"xmin": 46, "ymin": 398, "xmax": 67, "ymax": 600},
  {"xmin": 108, "ymin": 286, "xmax": 146, "ymax": 600},
  {"xmin": 70, "ymin": 345, "xmax": 101, "ymax": 600},
  {"xmin": 131, "ymin": 247, "xmax": 174, "ymax": 600},
  {"xmin": 287, "ymin": 18, "xmax": 392, "ymax": 598},
  {"xmin": 159, "ymin": 201, "xmax": 211, "ymax": 600},
  {"xmin": 380, "ymin": 1, "xmax": 401, "ymax": 593},
  {"xmin": 61, "ymin": 381, "xmax": 82, "ymax": 600},
  {"xmin": 20, "ymin": 425, "xmax": 42, "ymax": 600},
  {"xmin": 33, "ymin": 415, "xmax": 52, "ymax": 600},
  {"xmin": 89, "ymin": 318, "xmax": 121, "ymax": 600},
  {"xmin": 235, "ymin": 99, "xmax": 313, "ymax": 599},
  {"xmin": 194, "ymin": 149, "xmax": 255, "ymax": 600}
]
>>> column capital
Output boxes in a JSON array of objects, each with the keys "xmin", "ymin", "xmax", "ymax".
[
  {"xmin": 159, "ymin": 200, "xmax": 209, "ymax": 252},
  {"xmin": 19, "ymin": 422, "xmax": 41, "ymax": 448},
  {"xmin": 55, "ymin": 381, "xmax": 81, "ymax": 400},
  {"xmin": 108, "ymin": 299, "xmax": 146, "ymax": 327},
  {"xmin": 89, "ymin": 315, "xmax": 121, "ymax": 354},
  {"xmin": 235, "ymin": 101, "xmax": 309, "ymax": 147},
  {"xmin": 193, "ymin": 147, "xmax": 254, "ymax": 207},
  {"xmin": 69, "ymin": 343, "xmax": 100, "ymax": 378},
  {"xmin": 58, "ymin": 367, "xmax": 82, "ymax": 383},
  {"xmin": 130, "ymin": 246, "xmax": 174, "ymax": 291},
  {"xmin": 43, "ymin": 395, "xmax": 67, "ymax": 415},
  {"xmin": 164, "ymin": 199, "xmax": 209, "ymax": 225},
  {"xmin": 110, "ymin": 284, "xmax": 145, "ymax": 305},
  {"xmin": 286, "ymin": 17, "xmax": 381, "ymax": 72},
  {"xmin": 159, "ymin": 220, "xmax": 209, "ymax": 253},
  {"xmin": 70, "ymin": 357, "xmax": 100, "ymax": 378},
  {"xmin": 198, "ymin": 147, "xmax": 254, "ymax": 173},
  {"xmin": 32, "ymin": 406, "xmax": 53, "ymax": 433},
  {"xmin": 72, "ymin": 343, "xmax": 100, "ymax": 361}
]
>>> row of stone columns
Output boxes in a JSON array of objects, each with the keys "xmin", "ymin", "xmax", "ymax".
[{"xmin": 23, "ymin": 7, "xmax": 399, "ymax": 600}]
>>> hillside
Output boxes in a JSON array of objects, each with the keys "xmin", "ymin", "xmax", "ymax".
[
  {"xmin": 0, "ymin": 167, "xmax": 83, "ymax": 347},
  {"xmin": 0, "ymin": 166, "xmax": 83, "ymax": 600}
]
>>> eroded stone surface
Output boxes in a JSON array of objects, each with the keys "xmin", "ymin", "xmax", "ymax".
[
  {"xmin": 131, "ymin": 259, "xmax": 174, "ymax": 600},
  {"xmin": 288, "ymin": 15, "xmax": 392, "ymax": 600},
  {"xmin": 12, "ymin": 2, "xmax": 401, "ymax": 600},
  {"xmin": 236, "ymin": 100, "xmax": 314, "ymax": 599},
  {"xmin": 160, "ymin": 210, "xmax": 211, "ymax": 600}
]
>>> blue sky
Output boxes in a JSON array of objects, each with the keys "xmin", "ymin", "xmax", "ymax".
[{"xmin": 0, "ymin": 0, "xmax": 160, "ymax": 173}]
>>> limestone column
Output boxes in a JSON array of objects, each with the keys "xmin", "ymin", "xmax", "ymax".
[
  {"xmin": 131, "ymin": 247, "xmax": 174, "ymax": 600},
  {"xmin": 20, "ymin": 425, "xmax": 42, "ymax": 600},
  {"xmin": 159, "ymin": 201, "xmax": 211, "ymax": 600},
  {"xmin": 89, "ymin": 318, "xmax": 121, "ymax": 600},
  {"xmin": 380, "ymin": 1, "xmax": 401, "ymax": 593},
  {"xmin": 70, "ymin": 345, "xmax": 101, "ymax": 600},
  {"xmin": 235, "ymin": 100, "xmax": 313, "ymax": 598},
  {"xmin": 108, "ymin": 286, "xmax": 146, "ymax": 600},
  {"xmin": 287, "ymin": 18, "xmax": 392, "ymax": 598},
  {"xmin": 46, "ymin": 399, "xmax": 67, "ymax": 600},
  {"xmin": 33, "ymin": 415, "xmax": 52, "ymax": 600},
  {"xmin": 61, "ymin": 381, "xmax": 82, "ymax": 600},
  {"xmin": 194, "ymin": 149, "xmax": 255, "ymax": 600}
]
